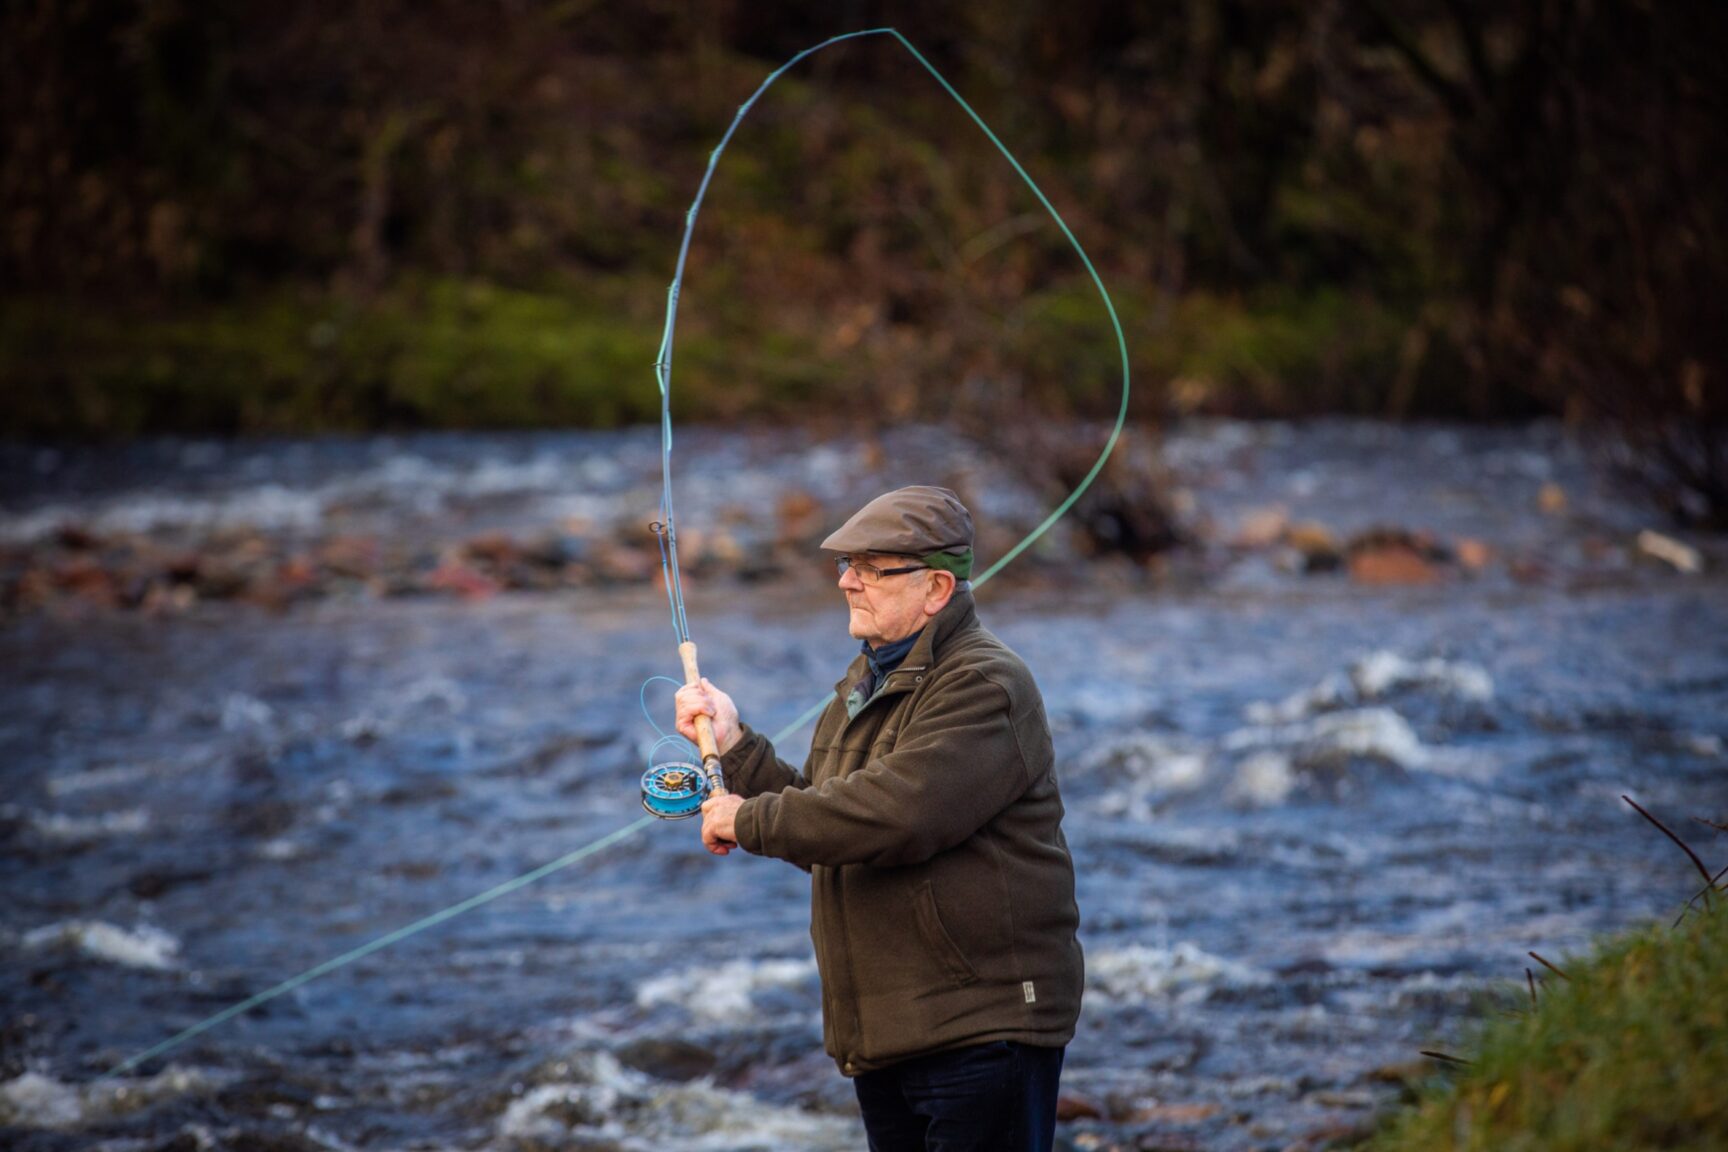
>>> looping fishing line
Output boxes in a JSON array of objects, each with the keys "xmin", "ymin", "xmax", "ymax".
[
  {"xmin": 102, "ymin": 26, "xmax": 1129, "ymax": 1081},
  {"xmin": 641, "ymin": 674, "xmax": 700, "ymax": 770}
]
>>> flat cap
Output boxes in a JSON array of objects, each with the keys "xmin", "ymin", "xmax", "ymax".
[{"xmin": 821, "ymin": 485, "xmax": 974, "ymax": 559}]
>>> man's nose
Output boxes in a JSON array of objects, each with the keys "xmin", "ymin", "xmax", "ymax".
[{"xmin": 837, "ymin": 566, "xmax": 864, "ymax": 591}]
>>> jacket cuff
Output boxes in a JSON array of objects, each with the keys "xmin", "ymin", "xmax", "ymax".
[
  {"xmin": 734, "ymin": 793, "xmax": 770, "ymax": 856},
  {"xmin": 719, "ymin": 722, "xmax": 761, "ymax": 769},
  {"xmin": 718, "ymin": 723, "xmax": 766, "ymax": 792}
]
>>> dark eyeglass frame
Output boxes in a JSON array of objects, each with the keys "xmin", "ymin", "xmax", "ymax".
[{"xmin": 835, "ymin": 555, "xmax": 929, "ymax": 584}]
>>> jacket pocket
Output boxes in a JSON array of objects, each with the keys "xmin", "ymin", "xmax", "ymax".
[{"xmin": 913, "ymin": 879, "xmax": 980, "ymax": 987}]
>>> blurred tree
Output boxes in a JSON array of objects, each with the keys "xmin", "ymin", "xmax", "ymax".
[{"xmin": 1, "ymin": 0, "xmax": 1723, "ymax": 525}]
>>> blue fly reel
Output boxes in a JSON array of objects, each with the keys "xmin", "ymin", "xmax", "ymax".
[{"xmin": 641, "ymin": 762, "xmax": 711, "ymax": 819}]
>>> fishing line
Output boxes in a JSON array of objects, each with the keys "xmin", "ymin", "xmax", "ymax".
[
  {"xmin": 101, "ymin": 26, "xmax": 1128, "ymax": 1080},
  {"xmin": 98, "ymin": 817, "xmax": 654, "ymax": 1081}
]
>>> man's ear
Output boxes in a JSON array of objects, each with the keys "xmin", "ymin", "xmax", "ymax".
[{"xmin": 923, "ymin": 569, "xmax": 957, "ymax": 615}]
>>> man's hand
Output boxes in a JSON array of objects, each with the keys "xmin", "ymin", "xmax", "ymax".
[
  {"xmin": 675, "ymin": 677, "xmax": 742, "ymax": 755},
  {"xmin": 700, "ymin": 793, "xmax": 745, "ymax": 856}
]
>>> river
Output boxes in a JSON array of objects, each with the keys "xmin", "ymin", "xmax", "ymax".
[{"xmin": 2, "ymin": 419, "xmax": 1723, "ymax": 1151}]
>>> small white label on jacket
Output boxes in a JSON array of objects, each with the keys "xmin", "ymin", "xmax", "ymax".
[{"xmin": 1023, "ymin": 981, "xmax": 1036, "ymax": 1003}]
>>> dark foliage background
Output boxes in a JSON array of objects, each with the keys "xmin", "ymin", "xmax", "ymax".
[{"xmin": 2, "ymin": 1, "xmax": 1723, "ymax": 517}]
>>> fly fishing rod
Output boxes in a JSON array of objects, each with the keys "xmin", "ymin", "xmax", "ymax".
[{"xmin": 634, "ymin": 27, "xmax": 1131, "ymax": 820}]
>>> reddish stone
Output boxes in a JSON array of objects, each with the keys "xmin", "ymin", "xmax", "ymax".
[
  {"xmin": 1056, "ymin": 1092, "xmax": 1104, "ymax": 1121},
  {"xmin": 1348, "ymin": 544, "xmax": 1440, "ymax": 585},
  {"xmin": 427, "ymin": 560, "xmax": 501, "ymax": 599},
  {"xmin": 1130, "ymin": 1102, "xmax": 1221, "ymax": 1124},
  {"xmin": 1455, "ymin": 537, "xmax": 1492, "ymax": 571},
  {"xmin": 54, "ymin": 558, "xmax": 120, "ymax": 607},
  {"xmin": 277, "ymin": 555, "xmax": 319, "ymax": 591},
  {"xmin": 463, "ymin": 533, "xmax": 520, "ymax": 566},
  {"xmin": 55, "ymin": 524, "xmax": 100, "ymax": 550},
  {"xmin": 1345, "ymin": 526, "xmax": 1452, "ymax": 585},
  {"xmin": 319, "ymin": 535, "xmax": 381, "ymax": 577}
]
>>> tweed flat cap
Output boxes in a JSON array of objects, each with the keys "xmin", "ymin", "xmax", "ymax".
[{"xmin": 821, "ymin": 486, "xmax": 974, "ymax": 558}]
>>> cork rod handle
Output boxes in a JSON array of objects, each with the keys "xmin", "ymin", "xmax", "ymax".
[{"xmin": 678, "ymin": 641, "xmax": 729, "ymax": 797}]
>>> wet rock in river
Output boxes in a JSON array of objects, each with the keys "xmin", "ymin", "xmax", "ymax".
[
  {"xmin": 54, "ymin": 556, "xmax": 121, "ymax": 607},
  {"xmin": 27, "ymin": 807, "xmax": 151, "ymax": 844},
  {"xmin": 1078, "ymin": 733, "xmax": 1208, "ymax": 796},
  {"xmin": 1636, "ymin": 528, "xmax": 1703, "ymax": 574},
  {"xmin": 21, "ymin": 919, "xmax": 182, "ymax": 970},
  {"xmin": 1282, "ymin": 521, "xmax": 1342, "ymax": 573},
  {"xmin": 635, "ymin": 957, "xmax": 818, "ymax": 1025},
  {"xmin": 316, "ymin": 534, "xmax": 381, "ymax": 579},
  {"xmin": 1455, "ymin": 536, "xmax": 1493, "ymax": 571},
  {"xmin": 192, "ymin": 554, "xmax": 253, "ymax": 599},
  {"xmin": 127, "ymin": 866, "xmax": 216, "ymax": 900},
  {"xmin": 615, "ymin": 1037, "xmax": 719, "ymax": 1082},
  {"xmin": 491, "ymin": 1048, "xmax": 856, "ymax": 1151},
  {"xmin": 1056, "ymin": 1091, "xmax": 1105, "ymax": 1120},
  {"xmin": 1221, "ymin": 707, "xmax": 1429, "ymax": 798},
  {"xmin": 427, "ymin": 557, "xmax": 502, "ymax": 600},
  {"xmin": 1084, "ymin": 942, "xmax": 1270, "ymax": 1006},
  {"xmin": 1351, "ymin": 651, "xmax": 1492, "ymax": 704},
  {"xmin": 464, "ymin": 533, "xmax": 520, "ymax": 567},
  {"xmin": 1345, "ymin": 527, "xmax": 1449, "ymax": 585},
  {"xmin": 53, "ymin": 524, "xmax": 100, "ymax": 551},
  {"xmin": 1247, "ymin": 651, "xmax": 1494, "ymax": 725},
  {"xmin": 0, "ymin": 1066, "xmax": 224, "ymax": 1130},
  {"xmin": 1225, "ymin": 751, "xmax": 1297, "ymax": 808},
  {"xmin": 1229, "ymin": 504, "xmax": 1288, "ymax": 549},
  {"xmin": 1130, "ymin": 1101, "xmax": 1222, "ymax": 1124}
]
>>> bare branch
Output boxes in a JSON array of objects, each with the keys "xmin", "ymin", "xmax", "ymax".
[
  {"xmin": 1529, "ymin": 951, "xmax": 1570, "ymax": 981},
  {"xmin": 1421, "ymin": 1050, "xmax": 1473, "ymax": 1066},
  {"xmin": 1623, "ymin": 795, "xmax": 1716, "ymax": 890},
  {"xmin": 1677, "ymin": 861, "xmax": 1728, "ymax": 926}
]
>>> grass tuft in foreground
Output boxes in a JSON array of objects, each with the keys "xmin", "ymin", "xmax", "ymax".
[{"xmin": 1367, "ymin": 881, "xmax": 1726, "ymax": 1150}]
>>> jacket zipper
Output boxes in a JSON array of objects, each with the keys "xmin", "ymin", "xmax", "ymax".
[{"xmin": 830, "ymin": 663, "xmax": 926, "ymax": 1067}]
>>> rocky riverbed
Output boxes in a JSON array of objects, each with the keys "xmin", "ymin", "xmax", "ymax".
[{"xmin": 2, "ymin": 419, "xmax": 1724, "ymax": 1151}]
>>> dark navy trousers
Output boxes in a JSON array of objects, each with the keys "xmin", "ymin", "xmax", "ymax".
[{"xmin": 852, "ymin": 1041, "xmax": 1066, "ymax": 1152}]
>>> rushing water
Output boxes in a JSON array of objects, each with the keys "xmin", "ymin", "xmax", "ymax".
[{"xmin": 2, "ymin": 420, "xmax": 1724, "ymax": 1151}]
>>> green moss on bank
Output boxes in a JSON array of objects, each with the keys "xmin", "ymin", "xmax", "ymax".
[
  {"xmin": 0, "ymin": 279, "xmax": 809, "ymax": 438},
  {"xmin": 5, "ymin": 277, "xmax": 1446, "ymax": 439},
  {"xmin": 1369, "ymin": 905, "xmax": 1727, "ymax": 1152}
]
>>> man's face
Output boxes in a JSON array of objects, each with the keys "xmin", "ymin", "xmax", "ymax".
[{"xmin": 836, "ymin": 552, "xmax": 937, "ymax": 647}]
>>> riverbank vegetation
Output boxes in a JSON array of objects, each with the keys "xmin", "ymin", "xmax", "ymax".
[
  {"xmin": 1367, "ymin": 822, "xmax": 1726, "ymax": 1152},
  {"xmin": 3, "ymin": 3, "xmax": 1724, "ymax": 521}
]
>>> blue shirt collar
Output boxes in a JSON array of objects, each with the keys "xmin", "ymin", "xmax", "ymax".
[{"xmin": 863, "ymin": 630, "xmax": 922, "ymax": 679}]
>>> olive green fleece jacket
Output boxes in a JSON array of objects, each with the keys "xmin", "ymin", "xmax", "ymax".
[{"xmin": 721, "ymin": 589, "xmax": 1084, "ymax": 1076}]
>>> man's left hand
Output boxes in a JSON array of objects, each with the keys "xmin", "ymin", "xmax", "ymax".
[{"xmin": 700, "ymin": 794, "xmax": 745, "ymax": 856}]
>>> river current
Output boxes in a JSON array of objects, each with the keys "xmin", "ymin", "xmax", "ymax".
[{"xmin": 2, "ymin": 419, "xmax": 1723, "ymax": 1151}]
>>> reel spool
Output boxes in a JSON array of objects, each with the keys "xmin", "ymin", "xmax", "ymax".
[{"xmin": 641, "ymin": 762, "xmax": 711, "ymax": 819}]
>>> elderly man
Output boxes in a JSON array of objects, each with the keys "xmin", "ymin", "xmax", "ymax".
[{"xmin": 675, "ymin": 485, "xmax": 1083, "ymax": 1152}]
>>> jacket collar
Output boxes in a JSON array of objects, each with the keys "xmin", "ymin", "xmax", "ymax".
[{"xmin": 832, "ymin": 589, "xmax": 979, "ymax": 700}]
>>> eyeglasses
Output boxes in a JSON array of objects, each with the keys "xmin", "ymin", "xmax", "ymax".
[{"xmin": 835, "ymin": 556, "xmax": 929, "ymax": 584}]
